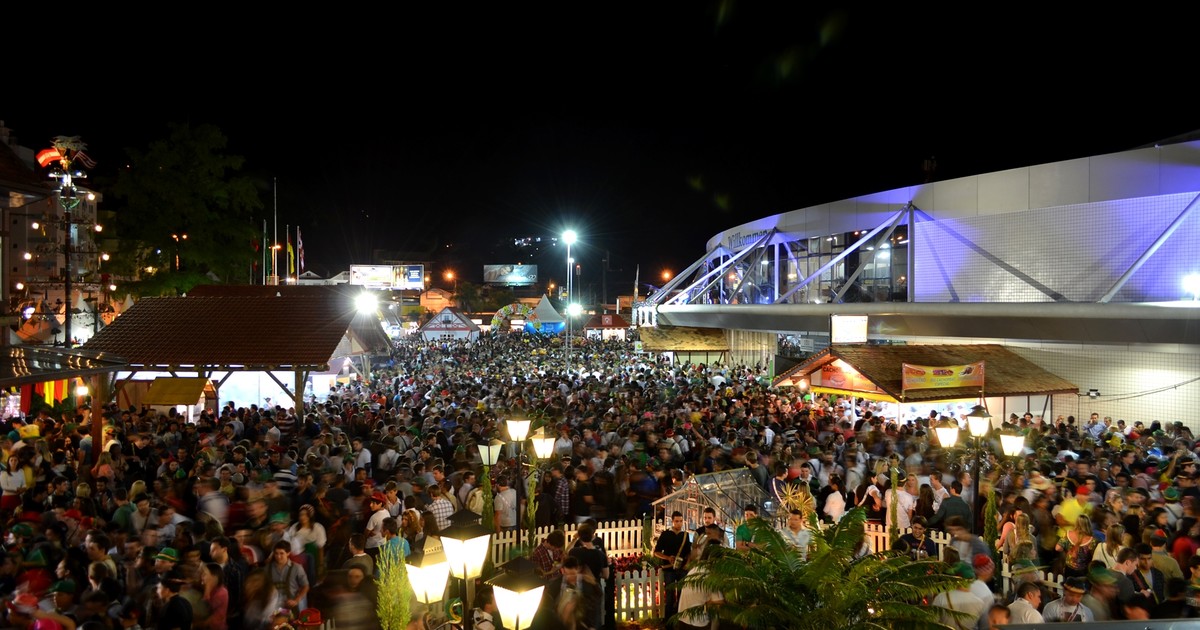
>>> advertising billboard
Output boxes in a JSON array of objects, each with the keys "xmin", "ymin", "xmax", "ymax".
[
  {"xmin": 396, "ymin": 265, "xmax": 424, "ymax": 290},
  {"xmin": 349, "ymin": 265, "xmax": 396, "ymax": 289},
  {"xmin": 483, "ymin": 264, "xmax": 538, "ymax": 286}
]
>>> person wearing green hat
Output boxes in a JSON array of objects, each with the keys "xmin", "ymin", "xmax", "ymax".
[
  {"xmin": 932, "ymin": 562, "xmax": 986, "ymax": 629},
  {"xmin": 45, "ymin": 578, "xmax": 77, "ymax": 617},
  {"xmin": 153, "ymin": 547, "xmax": 180, "ymax": 574}
]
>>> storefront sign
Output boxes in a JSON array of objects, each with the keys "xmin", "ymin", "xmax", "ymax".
[{"xmin": 901, "ymin": 361, "xmax": 985, "ymax": 390}]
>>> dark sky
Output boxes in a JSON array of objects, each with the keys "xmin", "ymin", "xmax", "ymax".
[{"xmin": 5, "ymin": 5, "xmax": 1197, "ymax": 298}]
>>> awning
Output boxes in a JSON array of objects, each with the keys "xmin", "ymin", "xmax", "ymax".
[
  {"xmin": 775, "ymin": 343, "xmax": 1077, "ymax": 402},
  {"xmin": 142, "ymin": 377, "xmax": 212, "ymax": 406},
  {"xmin": 639, "ymin": 326, "xmax": 729, "ymax": 351}
]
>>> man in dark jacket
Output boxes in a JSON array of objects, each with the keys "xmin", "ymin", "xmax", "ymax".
[{"xmin": 928, "ymin": 480, "xmax": 973, "ymax": 532}]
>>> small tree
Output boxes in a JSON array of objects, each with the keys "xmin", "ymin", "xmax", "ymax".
[{"xmin": 376, "ymin": 542, "xmax": 412, "ymax": 630}]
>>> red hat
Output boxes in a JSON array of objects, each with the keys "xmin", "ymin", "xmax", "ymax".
[
  {"xmin": 370, "ymin": 492, "xmax": 386, "ymax": 504},
  {"xmin": 972, "ymin": 553, "xmax": 995, "ymax": 575},
  {"xmin": 63, "ymin": 509, "xmax": 84, "ymax": 521},
  {"xmin": 1076, "ymin": 485, "xmax": 1091, "ymax": 496},
  {"xmin": 295, "ymin": 609, "xmax": 323, "ymax": 627}
]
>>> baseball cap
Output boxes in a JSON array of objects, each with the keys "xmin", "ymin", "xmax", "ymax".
[{"xmin": 153, "ymin": 547, "xmax": 180, "ymax": 563}]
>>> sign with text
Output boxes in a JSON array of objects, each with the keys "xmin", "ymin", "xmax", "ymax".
[
  {"xmin": 814, "ymin": 359, "xmax": 882, "ymax": 393},
  {"xmin": 397, "ymin": 265, "xmax": 424, "ymax": 290},
  {"xmin": 901, "ymin": 361, "xmax": 986, "ymax": 391}
]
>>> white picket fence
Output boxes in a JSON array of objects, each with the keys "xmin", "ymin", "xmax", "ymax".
[
  {"xmin": 501, "ymin": 518, "xmax": 1069, "ymax": 623},
  {"xmin": 490, "ymin": 519, "xmax": 646, "ymax": 564}
]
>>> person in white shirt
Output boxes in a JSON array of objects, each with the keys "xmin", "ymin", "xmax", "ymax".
[
  {"xmin": 885, "ymin": 474, "xmax": 917, "ymax": 532},
  {"xmin": 932, "ymin": 563, "xmax": 985, "ymax": 630},
  {"xmin": 1041, "ymin": 577, "xmax": 1094, "ymax": 623},
  {"xmin": 1007, "ymin": 582, "xmax": 1044, "ymax": 624}
]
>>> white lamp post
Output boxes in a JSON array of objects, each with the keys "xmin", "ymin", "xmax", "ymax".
[{"xmin": 485, "ymin": 556, "xmax": 546, "ymax": 630}]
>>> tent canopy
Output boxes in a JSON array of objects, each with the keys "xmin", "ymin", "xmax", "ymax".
[{"xmin": 141, "ymin": 376, "xmax": 214, "ymax": 406}]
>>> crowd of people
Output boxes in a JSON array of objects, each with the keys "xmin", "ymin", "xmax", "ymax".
[{"xmin": 0, "ymin": 330, "xmax": 1197, "ymax": 630}]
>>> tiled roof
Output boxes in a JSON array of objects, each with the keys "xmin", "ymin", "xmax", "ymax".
[
  {"xmin": 582, "ymin": 313, "xmax": 630, "ymax": 329},
  {"xmin": 775, "ymin": 343, "xmax": 1077, "ymax": 401},
  {"xmin": 639, "ymin": 325, "xmax": 729, "ymax": 351},
  {"xmin": 83, "ymin": 295, "xmax": 359, "ymax": 369}
]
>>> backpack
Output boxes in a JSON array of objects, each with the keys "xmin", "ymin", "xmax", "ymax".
[{"xmin": 466, "ymin": 487, "xmax": 485, "ymax": 515}]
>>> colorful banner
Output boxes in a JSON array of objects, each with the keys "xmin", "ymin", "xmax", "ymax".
[
  {"xmin": 901, "ymin": 361, "xmax": 985, "ymax": 391},
  {"xmin": 814, "ymin": 360, "xmax": 883, "ymax": 394}
]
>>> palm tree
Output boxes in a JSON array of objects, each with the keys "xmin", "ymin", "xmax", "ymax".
[{"xmin": 675, "ymin": 507, "xmax": 969, "ymax": 630}]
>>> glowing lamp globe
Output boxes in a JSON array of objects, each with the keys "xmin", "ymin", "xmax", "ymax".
[
  {"xmin": 934, "ymin": 417, "xmax": 960, "ymax": 449},
  {"xmin": 531, "ymin": 429, "xmax": 556, "ymax": 460},
  {"xmin": 999, "ymin": 430, "xmax": 1025, "ymax": 458},
  {"xmin": 477, "ymin": 438, "xmax": 504, "ymax": 467},
  {"xmin": 486, "ymin": 556, "xmax": 546, "ymax": 630},
  {"xmin": 406, "ymin": 548, "xmax": 450, "ymax": 604},
  {"xmin": 440, "ymin": 510, "xmax": 493, "ymax": 580},
  {"xmin": 507, "ymin": 416, "xmax": 532, "ymax": 443},
  {"xmin": 965, "ymin": 404, "xmax": 992, "ymax": 438}
]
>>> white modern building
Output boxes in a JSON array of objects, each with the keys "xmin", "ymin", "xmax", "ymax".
[{"xmin": 640, "ymin": 134, "xmax": 1200, "ymax": 425}]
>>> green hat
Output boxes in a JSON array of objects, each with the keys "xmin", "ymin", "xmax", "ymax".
[
  {"xmin": 9, "ymin": 523, "xmax": 33, "ymax": 538},
  {"xmin": 271, "ymin": 512, "xmax": 290, "ymax": 525},
  {"xmin": 1088, "ymin": 567, "xmax": 1118, "ymax": 586},
  {"xmin": 21, "ymin": 548, "xmax": 46, "ymax": 568},
  {"xmin": 153, "ymin": 547, "xmax": 180, "ymax": 563},
  {"xmin": 1164, "ymin": 487, "xmax": 1182, "ymax": 502},
  {"xmin": 948, "ymin": 562, "xmax": 975, "ymax": 580},
  {"xmin": 48, "ymin": 579, "xmax": 77, "ymax": 595}
]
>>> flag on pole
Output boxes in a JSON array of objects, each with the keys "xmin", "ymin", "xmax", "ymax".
[
  {"xmin": 287, "ymin": 230, "xmax": 295, "ymax": 276},
  {"xmin": 73, "ymin": 150, "xmax": 97, "ymax": 169},
  {"xmin": 36, "ymin": 148, "xmax": 63, "ymax": 168},
  {"xmin": 296, "ymin": 227, "xmax": 305, "ymax": 273}
]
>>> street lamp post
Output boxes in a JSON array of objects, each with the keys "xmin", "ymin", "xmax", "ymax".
[
  {"xmin": 964, "ymin": 404, "xmax": 992, "ymax": 534},
  {"xmin": 440, "ymin": 509, "xmax": 494, "ymax": 630}
]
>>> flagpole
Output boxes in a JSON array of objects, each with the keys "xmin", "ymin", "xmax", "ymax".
[
  {"xmin": 272, "ymin": 178, "xmax": 278, "ymax": 285},
  {"xmin": 633, "ymin": 264, "xmax": 639, "ymax": 312},
  {"xmin": 262, "ymin": 220, "xmax": 268, "ymax": 285}
]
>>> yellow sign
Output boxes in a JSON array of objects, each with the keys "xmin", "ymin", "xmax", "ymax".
[{"xmin": 901, "ymin": 361, "xmax": 985, "ymax": 391}]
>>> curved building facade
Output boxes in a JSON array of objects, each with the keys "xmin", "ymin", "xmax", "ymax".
[{"xmin": 643, "ymin": 138, "xmax": 1200, "ymax": 426}]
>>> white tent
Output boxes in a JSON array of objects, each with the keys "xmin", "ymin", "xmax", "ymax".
[{"xmin": 526, "ymin": 294, "xmax": 565, "ymax": 334}]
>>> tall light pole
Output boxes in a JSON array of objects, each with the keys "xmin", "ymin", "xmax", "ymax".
[
  {"xmin": 965, "ymin": 404, "xmax": 991, "ymax": 534},
  {"xmin": 562, "ymin": 229, "xmax": 577, "ymax": 377},
  {"xmin": 36, "ymin": 137, "xmax": 99, "ymax": 347}
]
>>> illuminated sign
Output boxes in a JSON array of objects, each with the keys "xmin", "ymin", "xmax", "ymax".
[
  {"xmin": 350, "ymin": 265, "xmax": 396, "ymax": 289},
  {"xmin": 483, "ymin": 264, "xmax": 538, "ymax": 286},
  {"xmin": 831, "ymin": 315, "xmax": 868, "ymax": 344},
  {"xmin": 397, "ymin": 265, "xmax": 424, "ymax": 290}
]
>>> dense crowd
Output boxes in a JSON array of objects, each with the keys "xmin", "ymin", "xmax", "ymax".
[{"xmin": 0, "ymin": 331, "xmax": 1197, "ymax": 630}]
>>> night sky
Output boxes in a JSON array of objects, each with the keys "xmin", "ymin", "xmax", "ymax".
[{"xmin": 5, "ymin": 5, "xmax": 1197, "ymax": 299}]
